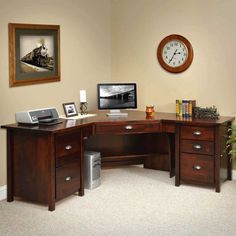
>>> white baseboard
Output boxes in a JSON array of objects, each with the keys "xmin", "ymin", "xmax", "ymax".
[{"xmin": 0, "ymin": 185, "xmax": 7, "ymax": 201}]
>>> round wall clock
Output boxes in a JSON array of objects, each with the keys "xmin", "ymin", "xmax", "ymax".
[{"xmin": 157, "ymin": 34, "xmax": 193, "ymax": 73}]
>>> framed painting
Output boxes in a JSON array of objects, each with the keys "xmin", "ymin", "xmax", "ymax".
[{"xmin": 9, "ymin": 23, "xmax": 60, "ymax": 87}]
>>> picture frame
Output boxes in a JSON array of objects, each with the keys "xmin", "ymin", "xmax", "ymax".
[
  {"xmin": 63, "ymin": 102, "xmax": 78, "ymax": 117},
  {"xmin": 9, "ymin": 23, "xmax": 60, "ymax": 87}
]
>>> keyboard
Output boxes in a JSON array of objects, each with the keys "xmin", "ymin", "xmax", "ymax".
[{"xmin": 106, "ymin": 112, "xmax": 128, "ymax": 117}]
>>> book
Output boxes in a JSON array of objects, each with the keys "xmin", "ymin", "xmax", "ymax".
[{"xmin": 176, "ymin": 100, "xmax": 196, "ymax": 118}]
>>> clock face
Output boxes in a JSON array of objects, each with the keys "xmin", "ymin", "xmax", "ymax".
[
  {"xmin": 157, "ymin": 34, "xmax": 193, "ymax": 73},
  {"xmin": 162, "ymin": 40, "xmax": 188, "ymax": 68}
]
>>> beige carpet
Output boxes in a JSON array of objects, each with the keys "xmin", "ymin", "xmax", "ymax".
[{"xmin": 0, "ymin": 165, "xmax": 236, "ymax": 236}]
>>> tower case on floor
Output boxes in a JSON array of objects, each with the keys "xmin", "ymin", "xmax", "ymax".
[{"xmin": 84, "ymin": 151, "xmax": 101, "ymax": 189}]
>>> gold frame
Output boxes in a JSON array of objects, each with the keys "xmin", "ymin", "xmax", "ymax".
[{"xmin": 9, "ymin": 23, "xmax": 60, "ymax": 87}]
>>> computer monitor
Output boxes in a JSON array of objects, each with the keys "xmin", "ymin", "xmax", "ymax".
[{"xmin": 97, "ymin": 83, "xmax": 137, "ymax": 115}]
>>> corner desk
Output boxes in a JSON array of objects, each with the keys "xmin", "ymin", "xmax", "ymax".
[{"xmin": 1, "ymin": 111, "xmax": 234, "ymax": 211}]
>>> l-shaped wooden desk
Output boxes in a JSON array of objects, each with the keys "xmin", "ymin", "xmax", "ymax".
[{"xmin": 1, "ymin": 111, "xmax": 234, "ymax": 211}]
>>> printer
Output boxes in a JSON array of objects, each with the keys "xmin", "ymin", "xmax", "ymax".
[{"xmin": 15, "ymin": 107, "xmax": 60, "ymax": 124}]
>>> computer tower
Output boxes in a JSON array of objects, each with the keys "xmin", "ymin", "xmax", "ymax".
[{"xmin": 84, "ymin": 151, "xmax": 101, "ymax": 189}]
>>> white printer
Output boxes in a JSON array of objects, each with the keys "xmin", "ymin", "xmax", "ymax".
[{"xmin": 15, "ymin": 107, "xmax": 60, "ymax": 124}]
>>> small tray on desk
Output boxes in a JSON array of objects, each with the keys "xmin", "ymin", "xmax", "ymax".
[
  {"xmin": 60, "ymin": 114, "xmax": 97, "ymax": 120},
  {"xmin": 38, "ymin": 118, "xmax": 63, "ymax": 126}
]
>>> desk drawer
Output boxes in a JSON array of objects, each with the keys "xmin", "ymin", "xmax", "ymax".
[
  {"xmin": 96, "ymin": 123, "xmax": 160, "ymax": 135},
  {"xmin": 181, "ymin": 139, "xmax": 214, "ymax": 155},
  {"xmin": 181, "ymin": 126, "xmax": 214, "ymax": 141},
  {"xmin": 180, "ymin": 153, "xmax": 214, "ymax": 184},
  {"xmin": 55, "ymin": 132, "xmax": 81, "ymax": 158},
  {"xmin": 56, "ymin": 160, "xmax": 80, "ymax": 200},
  {"xmin": 82, "ymin": 125, "xmax": 93, "ymax": 139}
]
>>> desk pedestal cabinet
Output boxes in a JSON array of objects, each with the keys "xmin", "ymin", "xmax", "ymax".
[
  {"xmin": 1, "ymin": 111, "xmax": 234, "ymax": 210},
  {"xmin": 175, "ymin": 123, "xmax": 232, "ymax": 192},
  {"xmin": 4, "ymin": 125, "xmax": 92, "ymax": 211}
]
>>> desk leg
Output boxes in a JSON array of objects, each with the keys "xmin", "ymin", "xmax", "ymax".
[
  {"xmin": 168, "ymin": 133, "xmax": 175, "ymax": 178},
  {"xmin": 227, "ymin": 122, "xmax": 233, "ymax": 181},
  {"xmin": 7, "ymin": 186, "xmax": 14, "ymax": 202},
  {"xmin": 79, "ymin": 133, "xmax": 85, "ymax": 197},
  {"xmin": 7, "ymin": 130, "xmax": 14, "ymax": 202},
  {"xmin": 48, "ymin": 201, "xmax": 55, "ymax": 211},
  {"xmin": 79, "ymin": 189, "xmax": 84, "ymax": 196},
  {"xmin": 175, "ymin": 175, "xmax": 180, "ymax": 187},
  {"xmin": 48, "ymin": 135, "xmax": 56, "ymax": 211},
  {"xmin": 215, "ymin": 126, "xmax": 221, "ymax": 193},
  {"xmin": 227, "ymin": 158, "xmax": 233, "ymax": 181},
  {"xmin": 175, "ymin": 126, "xmax": 180, "ymax": 187}
]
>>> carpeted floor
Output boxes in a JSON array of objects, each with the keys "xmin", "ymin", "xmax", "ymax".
[{"xmin": 0, "ymin": 165, "xmax": 236, "ymax": 236}]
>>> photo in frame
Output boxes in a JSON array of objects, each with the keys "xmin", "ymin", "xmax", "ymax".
[
  {"xmin": 63, "ymin": 102, "xmax": 78, "ymax": 117},
  {"xmin": 9, "ymin": 23, "xmax": 60, "ymax": 87}
]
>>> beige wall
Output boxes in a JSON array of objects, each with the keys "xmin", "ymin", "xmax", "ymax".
[
  {"xmin": 111, "ymin": 0, "xmax": 236, "ymax": 114},
  {"xmin": 0, "ymin": 0, "xmax": 111, "ymax": 186},
  {"xmin": 111, "ymin": 0, "xmax": 236, "ymax": 168}
]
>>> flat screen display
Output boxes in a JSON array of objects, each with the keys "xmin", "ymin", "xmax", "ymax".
[{"xmin": 97, "ymin": 83, "xmax": 137, "ymax": 110}]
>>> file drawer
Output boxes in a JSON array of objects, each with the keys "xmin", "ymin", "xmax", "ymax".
[
  {"xmin": 55, "ymin": 131, "xmax": 81, "ymax": 158},
  {"xmin": 181, "ymin": 126, "xmax": 214, "ymax": 141},
  {"xmin": 180, "ymin": 139, "xmax": 214, "ymax": 155},
  {"xmin": 56, "ymin": 160, "xmax": 80, "ymax": 200},
  {"xmin": 180, "ymin": 153, "xmax": 214, "ymax": 184}
]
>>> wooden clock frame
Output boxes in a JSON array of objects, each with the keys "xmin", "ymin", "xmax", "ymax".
[{"xmin": 157, "ymin": 34, "xmax": 193, "ymax": 73}]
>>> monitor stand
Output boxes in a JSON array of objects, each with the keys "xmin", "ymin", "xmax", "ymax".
[{"xmin": 106, "ymin": 110, "xmax": 128, "ymax": 117}]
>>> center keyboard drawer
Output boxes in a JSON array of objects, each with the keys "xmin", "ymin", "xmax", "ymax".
[{"xmin": 95, "ymin": 122, "xmax": 160, "ymax": 135}]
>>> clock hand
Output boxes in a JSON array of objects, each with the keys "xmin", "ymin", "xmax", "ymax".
[{"xmin": 169, "ymin": 49, "xmax": 177, "ymax": 63}]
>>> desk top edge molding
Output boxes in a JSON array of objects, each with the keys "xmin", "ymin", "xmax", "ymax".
[{"xmin": 1, "ymin": 111, "xmax": 234, "ymax": 133}]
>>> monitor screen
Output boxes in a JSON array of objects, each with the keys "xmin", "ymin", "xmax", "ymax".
[{"xmin": 97, "ymin": 83, "xmax": 137, "ymax": 110}]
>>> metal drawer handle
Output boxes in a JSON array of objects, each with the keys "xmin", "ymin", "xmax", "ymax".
[
  {"xmin": 193, "ymin": 144, "xmax": 202, "ymax": 149},
  {"xmin": 65, "ymin": 145, "xmax": 72, "ymax": 150},
  {"xmin": 193, "ymin": 165, "xmax": 201, "ymax": 171},
  {"xmin": 83, "ymin": 136, "xmax": 88, "ymax": 140},
  {"xmin": 125, "ymin": 125, "xmax": 133, "ymax": 130},
  {"xmin": 65, "ymin": 176, "xmax": 72, "ymax": 181},
  {"xmin": 193, "ymin": 131, "xmax": 201, "ymax": 136}
]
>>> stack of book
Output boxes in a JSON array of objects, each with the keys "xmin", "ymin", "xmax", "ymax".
[{"xmin": 176, "ymin": 100, "xmax": 196, "ymax": 118}]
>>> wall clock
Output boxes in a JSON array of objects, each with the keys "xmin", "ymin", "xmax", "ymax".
[{"xmin": 157, "ymin": 34, "xmax": 193, "ymax": 73}]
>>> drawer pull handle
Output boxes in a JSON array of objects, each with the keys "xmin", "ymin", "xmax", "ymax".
[
  {"xmin": 193, "ymin": 131, "xmax": 201, "ymax": 136},
  {"xmin": 193, "ymin": 165, "xmax": 201, "ymax": 171},
  {"xmin": 193, "ymin": 144, "xmax": 202, "ymax": 149},
  {"xmin": 125, "ymin": 125, "xmax": 133, "ymax": 130},
  {"xmin": 65, "ymin": 145, "xmax": 72, "ymax": 150},
  {"xmin": 83, "ymin": 136, "xmax": 88, "ymax": 140},
  {"xmin": 65, "ymin": 176, "xmax": 72, "ymax": 181}
]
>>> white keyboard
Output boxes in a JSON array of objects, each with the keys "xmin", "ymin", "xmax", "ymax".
[{"xmin": 106, "ymin": 112, "xmax": 128, "ymax": 117}]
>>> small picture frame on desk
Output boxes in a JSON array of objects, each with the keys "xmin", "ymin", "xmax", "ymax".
[{"xmin": 63, "ymin": 102, "xmax": 78, "ymax": 117}]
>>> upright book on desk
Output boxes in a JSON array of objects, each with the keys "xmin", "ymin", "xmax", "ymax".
[{"xmin": 176, "ymin": 100, "xmax": 196, "ymax": 118}]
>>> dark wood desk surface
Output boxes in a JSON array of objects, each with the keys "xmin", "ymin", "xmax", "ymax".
[{"xmin": 2, "ymin": 110, "xmax": 234, "ymax": 132}]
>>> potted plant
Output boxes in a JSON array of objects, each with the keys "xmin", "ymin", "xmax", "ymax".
[{"xmin": 226, "ymin": 125, "xmax": 236, "ymax": 160}]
